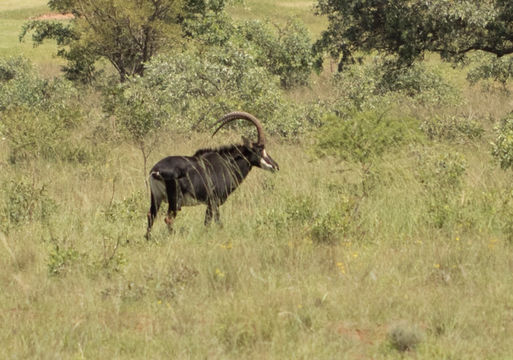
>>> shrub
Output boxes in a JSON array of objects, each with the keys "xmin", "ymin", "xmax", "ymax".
[
  {"xmin": 329, "ymin": 60, "xmax": 460, "ymax": 112},
  {"xmin": 310, "ymin": 195, "xmax": 358, "ymax": 244},
  {"xmin": 467, "ymin": 52, "xmax": 513, "ymax": 86},
  {"xmin": 2, "ymin": 105, "xmax": 83, "ymax": 163},
  {"xmin": 0, "ymin": 56, "xmax": 45, "ymax": 110},
  {"xmin": 47, "ymin": 241, "xmax": 80, "ymax": 276},
  {"xmin": 492, "ymin": 113, "xmax": 513, "ymax": 170},
  {"xmin": 0, "ymin": 177, "xmax": 56, "ymax": 233},
  {"xmin": 0, "ymin": 56, "xmax": 82, "ymax": 111},
  {"xmin": 105, "ymin": 46, "xmax": 319, "ymax": 138},
  {"xmin": 185, "ymin": 11, "xmax": 314, "ymax": 89},
  {"xmin": 420, "ymin": 114, "xmax": 484, "ymax": 142},
  {"xmin": 104, "ymin": 48, "xmax": 279, "ymax": 132},
  {"xmin": 0, "ymin": 57, "xmax": 89, "ymax": 163},
  {"xmin": 416, "ymin": 150, "xmax": 467, "ymax": 228},
  {"xmin": 240, "ymin": 18, "xmax": 314, "ymax": 88},
  {"xmin": 315, "ymin": 111, "xmax": 420, "ymax": 164},
  {"xmin": 377, "ymin": 62, "xmax": 460, "ymax": 105}
]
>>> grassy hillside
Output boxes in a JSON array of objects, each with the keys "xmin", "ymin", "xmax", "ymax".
[
  {"xmin": 2, "ymin": 1, "xmax": 513, "ymax": 359},
  {"xmin": 0, "ymin": 0, "xmax": 63, "ymax": 76},
  {"xmin": 228, "ymin": 0, "xmax": 326, "ymax": 37}
]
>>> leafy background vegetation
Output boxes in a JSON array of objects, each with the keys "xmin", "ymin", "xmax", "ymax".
[{"xmin": 2, "ymin": 0, "xmax": 513, "ymax": 358}]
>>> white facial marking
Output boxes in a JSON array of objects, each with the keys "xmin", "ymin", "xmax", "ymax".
[{"xmin": 260, "ymin": 157, "xmax": 274, "ymax": 170}]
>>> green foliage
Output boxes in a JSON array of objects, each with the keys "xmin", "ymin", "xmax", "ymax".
[
  {"xmin": 0, "ymin": 178, "xmax": 56, "ymax": 233},
  {"xmin": 103, "ymin": 192, "xmax": 145, "ymax": 224},
  {"xmin": 185, "ymin": 11, "xmax": 315, "ymax": 89},
  {"xmin": 0, "ymin": 58, "xmax": 93, "ymax": 163},
  {"xmin": 0, "ymin": 57, "xmax": 101, "ymax": 163},
  {"xmin": 47, "ymin": 241, "xmax": 80, "ymax": 276},
  {"xmin": 240, "ymin": 18, "xmax": 314, "ymax": 88},
  {"xmin": 417, "ymin": 150, "xmax": 467, "ymax": 228},
  {"xmin": 106, "ymin": 47, "xmax": 317, "ymax": 137},
  {"xmin": 184, "ymin": 0, "xmax": 231, "ymax": 16},
  {"xmin": 19, "ymin": 18, "xmax": 98, "ymax": 83},
  {"xmin": 103, "ymin": 79, "xmax": 167, "ymax": 143},
  {"xmin": 258, "ymin": 194, "xmax": 315, "ymax": 232},
  {"xmin": 2, "ymin": 106, "xmax": 84, "ymax": 163},
  {"xmin": 378, "ymin": 62, "xmax": 460, "ymax": 105},
  {"xmin": 0, "ymin": 56, "xmax": 52, "ymax": 110},
  {"xmin": 467, "ymin": 53, "xmax": 513, "ymax": 86},
  {"xmin": 96, "ymin": 191, "xmax": 146, "ymax": 261},
  {"xmin": 310, "ymin": 195, "xmax": 357, "ymax": 245},
  {"xmin": 315, "ymin": 0, "xmax": 512, "ymax": 67},
  {"xmin": 419, "ymin": 151, "xmax": 467, "ymax": 192},
  {"xmin": 182, "ymin": 7, "xmax": 234, "ymax": 45},
  {"xmin": 492, "ymin": 113, "xmax": 513, "ymax": 171},
  {"xmin": 21, "ymin": 0, "xmax": 185, "ymax": 82},
  {"xmin": 315, "ymin": 111, "xmax": 420, "ymax": 164},
  {"xmin": 328, "ymin": 60, "xmax": 460, "ymax": 112},
  {"xmin": 420, "ymin": 114, "xmax": 484, "ymax": 143}
]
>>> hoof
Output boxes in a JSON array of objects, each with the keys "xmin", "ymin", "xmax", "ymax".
[{"xmin": 165, "ymin": 216, "xmax": 174, "ymax": 233}]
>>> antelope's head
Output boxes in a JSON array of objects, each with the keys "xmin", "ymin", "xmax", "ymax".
[{"xmin": 213, "ymin": 111, "xmax": 280, "ymax": 172}]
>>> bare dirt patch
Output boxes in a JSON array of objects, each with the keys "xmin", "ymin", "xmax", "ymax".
[
  {"xmin": 30, "ymin": 13, "xmax": 74, "ymax": 20},
  {"xmin": 277, "ymin": 1, "xmax": 315, "ymax": 8}
]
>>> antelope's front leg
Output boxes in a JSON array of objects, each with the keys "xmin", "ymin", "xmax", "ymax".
[
  {"xmin": 205, "ymin": 203, "xmax": 221, "ymax": 226},
  {"xmin": 165, "ymin": 210, "xmax": 177, "ymax": 232}
]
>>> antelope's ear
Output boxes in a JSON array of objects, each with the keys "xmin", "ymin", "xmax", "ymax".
[{"xmin": 242, "ymin": 136, "xmax": 251, "ymax": 147}]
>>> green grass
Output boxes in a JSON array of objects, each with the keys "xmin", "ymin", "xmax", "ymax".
[
  {"xmin": 2, "ymin": 1, "xmax": 513, "ymax": 359},
  {"xmin": 3, "ymin": 129, "xmax": 513, "ymax": 358},
  {"xmin": 227, "ymin": 0, "xmax": 327, "ymax": 38},
  {"xmin": 0, "ymin": 0, "xmax": 64, "ymax": 76}
]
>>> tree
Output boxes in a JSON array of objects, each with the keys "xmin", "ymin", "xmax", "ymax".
[
  {"xmin": 314, "ymin": 0, "xmax": 513, "ymax": 80},
  {"xmin": 21, "ymin": 0, "xmax": 185, "ymax": 82}
]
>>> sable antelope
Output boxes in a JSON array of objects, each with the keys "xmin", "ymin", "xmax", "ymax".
[{"xmin": 146, "ymin": 111, "xmax": 279, "ymax": 237}]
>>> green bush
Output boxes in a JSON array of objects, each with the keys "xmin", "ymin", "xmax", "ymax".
[
  {"xmin": 315, "ymin": 110, "xmax": 420, "ymax": 164},
  {"xmin": 0, "ymin": 56, "xmax": 45, "ymax": 110},
  {"xmin": 48, "ymin": 241, "xmax": 80, "ymax": 276},
  {"xmin": 492, "ymin": 113, "xmax": 513, "ymax": 170},
  {"xmin": 2, "ymin": 105, "xmax": 83, "ymax": 163},
  {"xmin": 416, "ymin": 150, "xmax": 467, "ymax": 228},
  {"xmin": 310, "ymin": 195, "xmax": 358, "ymax": 245},
  {"xmin": 0, "ymin": 177, "xmax": 56, "ymax": 233},
  {"xmin": 184, "ymin": 11, "xmax": 314, "ymax": 89},
  {"xmin": 240, "ymin": 18, "xmax": 314, "ymax": 88},
  {"xmin": 378, "ymin": 62, "xmax": 460, "ymax": 105},
  {"xmin": 329, "ymin": 60, "xmax": 460, "ymax": 112},
  {"xmin": 105, "ymin": 47, "xmax": 319, "ymax": 137},
  {"xmin": 0, "ymin": 56, "xmax": 81, "ymax": 111},
  {"xmin": 467, "ymin": 52, "xmax": 513, "ymax": 86},
  {"xmin": 0, "ymin": 57, "xmax": 91, "ymax": 163},
  {"xmin": 420, "ymin": 114, "xmax": 484, "ymax": 142}
]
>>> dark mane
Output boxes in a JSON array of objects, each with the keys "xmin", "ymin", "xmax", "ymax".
[{"xmin": 193, "ymin": 144, "xmax": 247, "ymax": 157}]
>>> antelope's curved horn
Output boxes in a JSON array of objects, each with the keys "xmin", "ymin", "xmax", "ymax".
[{"xmin": 212, "ymin": 111, "xmax": 265, "ymax": 145}]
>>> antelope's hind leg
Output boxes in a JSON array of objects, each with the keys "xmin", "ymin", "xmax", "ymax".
[
  {"xmin": 146, "ymin": 191, "xmax": 162, "ymax": 239},
  {"xmin": 164, "ymin": 179, "xmax": 180, "ymax": 232},
  {"xmin": 204, "ymin": 202, "xmax": 221, "ymax": 226}
]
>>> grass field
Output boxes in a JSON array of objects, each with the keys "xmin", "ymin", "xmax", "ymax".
[
  {"xmin": 228, "ymin": 0, "xmax": 326, "ymax": 37},
  {"xmin": 0, "ymin": 0, "xmax": 64, "ymax": 76},
  {"xmin": 2, "ymin": 1, "xmax": 513, "ymax": 359}
]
